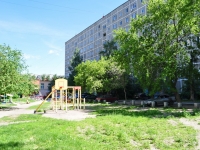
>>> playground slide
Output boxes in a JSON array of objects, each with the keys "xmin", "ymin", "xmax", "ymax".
[{"xmin": 34, "ymin": 91, "xmax": 53, "ymax": 113}]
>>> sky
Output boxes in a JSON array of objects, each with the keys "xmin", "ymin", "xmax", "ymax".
[{"xmin": 0, "ymin": 0, "xmax": 127, "ymax": 76}]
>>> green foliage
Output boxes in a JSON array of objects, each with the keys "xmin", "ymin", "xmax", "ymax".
[
  {"xmin": 68, "ymin": 49, "xmax": 83, "ymax": 86},
  {"xmin": 0, "ymin": 44, "xmax": 26, "ymax": 94},
  {"xmin": 0, "ymin": 44, "xmax": 36, "ymax": 96},
  {"xmin": 114, "ymin": 0, "xmax": 200, "ymax": 99},
  {"xmin": 75, "ymin": 57, "xmax": 127, "ymax": 94},
  {"xmin": 17, "ymin": 74, "xmax": 39, "ymax": 96},
  {"xmin": 99, "ymin": 39, "xmax": 118, "ymax": 58}
]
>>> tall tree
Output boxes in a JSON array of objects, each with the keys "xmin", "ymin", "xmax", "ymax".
[
  {"xmin": 114, "ymin": 0, "xmax": 199, "ymax": 101},
  {"xmin": 68, "ymin": 49, "xmax": 83, "ymax": 86},
  {"xmin": 99, "ymin": 40, "xmax": 118, "ymax": 59},
  {"xmin": 182, "ymin": 35, "xmax": 200, "ymax": 100},
  {"xmin": 75, "ymin": 58, "xmax": 127, "ymax": 97},
  {"xmin": 17, "ymin": 74, "xmax": 39, "ymax": 96},
  {"xmin": 41, "ymin": 74, "xmax": 46, "ymax": 81},
  {"xmin": 0, "ymin": 44, "xmax": 27, "ymax": 94}
]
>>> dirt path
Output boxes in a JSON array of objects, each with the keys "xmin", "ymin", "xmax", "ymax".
[
  {"xmin": 0, "ymin": 101, "xmax": 96, "ymax": 121},
  {"xmin": 0, "ymin": 101, "xmax": 41, "ymax": 118},
  {"xmin": 179, "ymin": 118, "xmax": 200, "ymax": 150}
]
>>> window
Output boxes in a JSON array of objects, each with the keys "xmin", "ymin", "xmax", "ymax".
[
  {"xmin": 119, "ymin": 11, "xmax": 122, "ymax": 17},
  {"xmin": 40, "ymin": 83, "xmax": 44, "ymax": 89},
  {"xmin": 103, "ymin": 33, "xmax": 106, "ymax": 37},
  {"xmin": 141, "ymin": 8, "xmax": 145, "ymax": 14},
  {"xmin": 103, "ymin": 25, "xmax": 106, "ymax": 30},
  {"xmin": 113, "ymin": 15, "xmax": 117, "ymax": 21},
  {"xmin": 132, "ymin": 13, "xmax": 136, "ymax": 19},
  {"xmin": 141, "ymin": 0, "xmax": 143, "ymax": 2},
  {"xmin": 107, "ymin": 27, "xmax": 110, "ymax": 31},
  {"xmin": 48, "ymin": 83, "xmax": 50, "ymax": 89},
  {"xmin": 120, "ymin": 21, "xmax": 123, "ymax": 26},
  {"xmin": 125, "ymin": 8, "xmax": 129, "ymax": 13},
  {"xmin": 90, "ymin": 36, "xmax": 93, "ymax": 42},
  {"xmin": 107, "ymin": 19, "xmax": 110, "ymax": 24},
  {"xmin": 113, "ymin": 24, "xmax": 117, "ymax": 29},
  {"xmin": 131, "ymin": 3, "xmax": 137, "ymax": 10},
  {"xmin": 90, "ymin": 30, "xmax": 93, "ymax": 34},
  {"xmin": 126, "ymin": 17, "xmax": 129, "ymax": 23}
]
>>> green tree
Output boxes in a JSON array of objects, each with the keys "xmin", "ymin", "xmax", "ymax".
[
  {"xmin": 17, "ymin": 74, "xmax": 38, "ymax": 96},
  {"xmin": 75, "ymin": 58, "xmax": 127, "ymax": 97},
  {"xmin": 99, "ymin": 40, "xmax": 118, "ymax": 59},
  {"xmin": 41, "ymin": 74, "xmax": 46, "ymax": 81},
  {"xmin": 0, "ymin": 44, "xmax": 27, "ymax": 94},
  {"xmin": 114, "ymin": 0, "xmax": 199, "ymax": 101},
  {"xmin": 181, "ymin": 35, "xmax": 200, "ymax": 100},
  {"xmin": 68, "ymin": 49, "xmax": 83, "ymax": 86},
  {"xmin": 46, "ymin": 74, "xmax": 51, "ymax": 81},
  {"xmin": 74, "ymin": 59, "xmax": 106, "ymax": 93}
]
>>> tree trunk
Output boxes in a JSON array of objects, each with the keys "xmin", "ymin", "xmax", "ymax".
[
  {"xmin": 175, "ymin": 91, "xmax": 181, "ymax": 102},
  {"xmin": 190, "ymin": 81, "xmax": 195, "ymax": 101},
  {"xmin": 172, "ymin": 79, "xmax": 181, "ymax": 102},
  {"xmin": 124, "ymin": 87, "xmax": 127, "ymax": 100}
]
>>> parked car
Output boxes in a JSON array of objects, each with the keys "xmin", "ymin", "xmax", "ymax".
[
  {"xmin": 84, "ymin": 94, "xmax": 97, "ymax": 102},
  {"xmin": 134, "ymin": 93, "xmax": 151, "ymax": 100},
  {"xmin": 96, "ymin": 94, "xmax": 118, "ymax": 103},
  {"xmin": 81, "ymin": 93, "xmax": 92, "ymax": 98},
  {"xmin": 144, "ymin": 94, "xmax": 175, "ymax": 106}
]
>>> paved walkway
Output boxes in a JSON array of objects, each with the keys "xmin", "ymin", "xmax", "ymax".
[
  {"xmin": 0, "ymin": 101, "xmax": 41, "ymax": 118},
  {"xmin": 0, "ymin": 101, "xmax": 96, "ymax": 121}
]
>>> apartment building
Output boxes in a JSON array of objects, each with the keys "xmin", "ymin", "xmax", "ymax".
[{"xmin": 65, "ymin": 0, "xmax": 147, "ymax": 77}]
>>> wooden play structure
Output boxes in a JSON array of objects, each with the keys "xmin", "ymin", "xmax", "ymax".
[{"xmin": 34, "ymin": 79, "xmax": 85, "ymax": 113}]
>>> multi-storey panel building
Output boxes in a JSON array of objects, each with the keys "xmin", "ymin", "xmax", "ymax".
[{"xmin": 65, "ymin": 0, "xmax": 147, "ymax": 77}]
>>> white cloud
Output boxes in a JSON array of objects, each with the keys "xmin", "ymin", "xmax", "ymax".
[
  {"xmin": 23, "ymin": 54, "xmax": 40, "ymax": 60},
  {"xmin": 48, "ymin": 50, "xmax": 59, "ymax": 55},
  {"xmin": 45, "ymin": 42, "xmax": 63, "ymax": 56}
]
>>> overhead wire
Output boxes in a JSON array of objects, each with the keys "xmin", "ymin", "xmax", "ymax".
[
  {"xmin": 0, "ymin": 0, "xmax": 92, "ymax": 14},
  {"xmin": 29, "ymin": 0, "xmax": 93, "ymax": 13}
]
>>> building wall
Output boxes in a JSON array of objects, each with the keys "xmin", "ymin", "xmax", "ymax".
[
  {"xmin": 34, "ymin": 79, "xmax": 51, "ymax": 97},
  {"xmin": 65, "ymin": 0, "xmax": 147, "ymax": 77},
  {"xmin": 39, "ymin": 81, "xmax": 50, "ymax": 97}
]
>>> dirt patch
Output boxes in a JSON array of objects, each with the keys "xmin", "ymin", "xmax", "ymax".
[
  {"xmin": 0, "ymin": 101, "xmax": 96, "ymax": 122},
  {"xmin": 179, "ymin": 118, "xmax": 200, "ymax": 150},
  {"xmin": 0, "ymin": 121, "xmax": 34, "ymax": 126}
]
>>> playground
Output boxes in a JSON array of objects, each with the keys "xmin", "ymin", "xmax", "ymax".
[
  {"xmin": 1, "ymin": 78, "xmax": 200, "ymax": 149},
  {"xmin": 0, "ymin": 100, "xmax": 96, "ymax": 121},
  {"xmin": 0, "ymin": 78, "xmax": 96, "ymax": 121}
]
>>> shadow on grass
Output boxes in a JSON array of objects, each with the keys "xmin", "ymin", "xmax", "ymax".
[
  {"xmin": 0, "ymin": 107, "xmax": 18, "ymax": 111},
  {"xmin": 0, "ymin": 142, "xmax": 24, "ymax": 149},
  {"xmin": 85, "ymin": 103, "xmax": 200, "ymax": 118}
]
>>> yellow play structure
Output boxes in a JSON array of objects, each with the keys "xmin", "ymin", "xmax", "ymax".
[{"xmin": 34, "ymin": 79, "xmax": 85, "ymax": 113}]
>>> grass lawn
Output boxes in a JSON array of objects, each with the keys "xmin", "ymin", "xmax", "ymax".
[
  {"xmin": 12, "ymin": 98, "xmax": 36, "ymax": 103},
  {"xmin": 0, "ymin": 104, "xmax": 200, "ymax": 150},
  {"xmin": 0, "ymin": 98, "xmax": 37, "ymax": 110},
  {"xmin": 28, "ymin": 101, "xmax": 51, "ymax": 111}
]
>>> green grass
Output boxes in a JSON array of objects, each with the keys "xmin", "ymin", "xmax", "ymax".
[
  {"xmin": 0, "ymin": 98, "xmax": 37, "ymax": 110},
  {"xmin": 12, "ymin": 98, "xmax": 36, "ymax": 103},
  {"xmin": 0, "ymin": 104, "xmax": 199, "ymax": 150},
  {"xmin": 28, "ymin": 101, "xmax": 51, "ymax": 110},
  {"xmin": 0, "ymin": 103, "xmax": 16, "ymax": 109}
]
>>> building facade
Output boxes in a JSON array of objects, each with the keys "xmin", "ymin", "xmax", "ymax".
[
  {"xmin": 65, "ymin": 0, "xmax": 147, "ymax": 77},
  {"xmin": 33, "ymin": 75, "xmax": 51, "ymax": 99}
]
